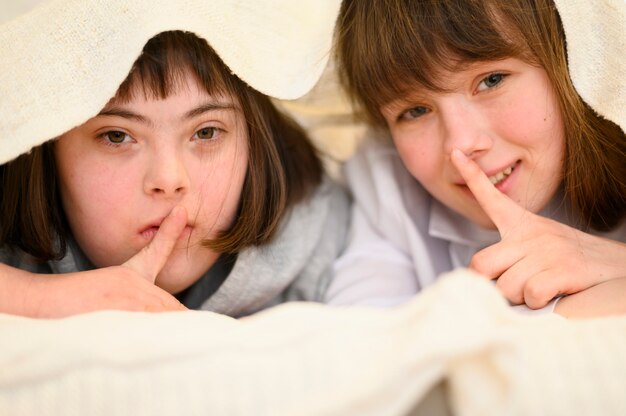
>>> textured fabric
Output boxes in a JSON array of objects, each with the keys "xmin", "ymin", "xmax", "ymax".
[
  {"xmin": 553, "ymin": 0, "xmax": 626, "ymax": 132},
  {"xmin": 197, "ymin": 177, "xmax": 350, "ymax": 316},
  {"xmin": 0, "ymin": 0, "xmax": 341, "ymax": 164},
  {"xmin": 0, "ymin": 1, "xmax": 625, "ymax": 414},
  {"xmin": 0, "ymin": 177, "xmax": 350, "ymax": 317},
  {"xmin": 0, "ymin": 232, "xmax": 93, "ymax": 274},
  {"xmin": 175, "ymin": 253, "xmax": 236, "ymax": 309},
  {"xmin": 2, "ymin": 270, "xmax": 626, "ymax": 416}
]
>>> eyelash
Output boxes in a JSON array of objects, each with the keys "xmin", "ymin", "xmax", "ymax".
[
  {"xmin": 476, "ymin": 72, "xmax": 508, "ymax": 92},
  {"xmin": 96, "ymin": 126, "xmax": 225, "ymax": 148},
  {"xmin": 192, "ymin": 126, "xmax": 224, "ymax": 142},
  {"xmin": 97, "ymin": 130, "xmax": 132, "ymax": 148},
  {"xmin": 396, "ymin": 72, "xmax": 509, "ymax": 122},
  {"xmin": 398, "ymin": 106, "xmax": 429, "ymax": 122}
]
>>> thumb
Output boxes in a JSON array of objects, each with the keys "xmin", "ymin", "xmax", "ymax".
[{"xmin": 123, "ymin": 206, "xmax": 188, "ymax": 283}]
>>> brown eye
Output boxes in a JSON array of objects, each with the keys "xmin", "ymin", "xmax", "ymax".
[
  {"xmin": 104, "ymin": 131, "xmax": 128, "ymax": 143},
  {"xmin": 195, "ymin": 127, "xmax": 219, "ymax": 140}
]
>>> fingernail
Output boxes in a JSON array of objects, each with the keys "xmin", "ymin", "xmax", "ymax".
[
  {"xmin": 170, "ymin": 206, "xmax": 186, "ymax": 218},
  {"xmin": 451, "ymin": 148, "xmax": 468, "ymax": 163}
]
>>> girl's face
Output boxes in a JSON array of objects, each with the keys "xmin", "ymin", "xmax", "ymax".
[
  {"xmin": 55, "ymin": 74, "xmax": 248, "ymax": 294},
  {"xmin": 381, "ymin": 58, "xmax": 565, "ymax": 229}
]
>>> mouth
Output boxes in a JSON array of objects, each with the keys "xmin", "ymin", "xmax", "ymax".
[
  {"xmin": 140, "ymin": 226, "xmax": 160, "ymax": 240},
  {"xmin": 139, "ymin": 223, "xmax": 193, "ymax": 241},
  {"xmin": 487, "ymin": 161, "xmax": 519, "ymax": 186}
]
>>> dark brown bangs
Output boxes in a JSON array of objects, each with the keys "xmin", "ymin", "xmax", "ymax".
[
  {"xmin": 115, "ymin": 31, "xmax": 237, "ymax": 103},
  {"xmin": 337, "ymin": 0, "xmax": 531, "ymax": 126}
]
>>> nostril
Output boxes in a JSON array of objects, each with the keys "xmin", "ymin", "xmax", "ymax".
[{"xmin": 147, "ymin": 184, "xmax": 185, "ymax": 196}]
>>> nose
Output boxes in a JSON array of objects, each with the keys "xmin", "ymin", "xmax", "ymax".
[
  {"xmin": 143, "ymin": 147, "xmax": 190, "ymax": 198},
  {"xmin": 440, "ymin": 98, "xmax": 492, "ymax": 158}
]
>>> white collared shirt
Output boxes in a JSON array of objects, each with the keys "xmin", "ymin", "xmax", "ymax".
[{"xmin": 327, "ymin": 137, "xmax": 625, "ymax": 314}]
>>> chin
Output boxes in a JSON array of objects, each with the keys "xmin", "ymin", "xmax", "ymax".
[
  {"xmin": 156, "ymin": 257, "xmax": 216, "ymax": 294},
  {"xmin": 155, "ymin": 273, "xmax": 195, "ymax": 295}
]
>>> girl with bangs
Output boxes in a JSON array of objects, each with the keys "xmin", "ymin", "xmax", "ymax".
[
  {"xmin": 0, "ymin": 30, "xmax": 349, "ymax": 318},
  {"xmin": 327, "ymin": 0, "xmax": 626, "ymax": 317}
]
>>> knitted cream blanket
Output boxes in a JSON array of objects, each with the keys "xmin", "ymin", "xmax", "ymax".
[
  {"xmin": 0, "ymin": 0, "xmax": 340, "ymax": 164},
  {"xmin": 553, "ymin": 0, "xmax": 625, "ymax": 131},
  {"xmin": 1, "ymin": 270, "xmax": 626, "ymax": 416}
]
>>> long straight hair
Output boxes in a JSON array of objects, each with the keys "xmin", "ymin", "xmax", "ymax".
[{"xmin": 336, "ymin": 0, "xmax": 625, "ymax": 230}]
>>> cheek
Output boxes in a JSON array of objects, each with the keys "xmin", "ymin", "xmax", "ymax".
[
  {"xmin": 393, "ymin": 135, "xmax": 441, "ymax": 184},
  {"xmin": 59, "ymin": 173, "xmax": 133, "ymax": 254},
  {"xmin": 59, "ymin": 160, "xmax": 132, "ymax": 210},
  {"xmin": 192, "ymin": 145, "xmax": 248, "ymax": 229},
  {"xmin": 56, "ymin": 146, "xmax": 135, "ymax": 232},
  {"xmin": 503, "ymin": 80, "xmax": 565, "ymax": 149},
  {"xmin": 512, "ymin": 95, "xmax": 565, "ymax": 178}
]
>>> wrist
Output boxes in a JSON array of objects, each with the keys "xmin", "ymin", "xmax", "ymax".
[
  {"xmin": 555, "ymin": 277, "xmax": 626, "ymax": 319},
  {"xmin": 0, "ymin": 263, "xmax": 44, "ymax": 317}
]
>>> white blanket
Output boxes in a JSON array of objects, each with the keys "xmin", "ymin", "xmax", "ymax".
[
  {"xmin": 2, "ymin": 269, "xmax": 626, "ymax": 416},
  {"xmin": 1, "ymin": 1, "xmax": 625, "ymax": 415}
]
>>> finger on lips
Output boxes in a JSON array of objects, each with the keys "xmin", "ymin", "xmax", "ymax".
[
  {"xmin": 125, "ymin": 206, "xmax": 188, "ymax": 282},
  {"xmin": 451, "ymin": 148, "xmax": 526, "ymax": 233}
]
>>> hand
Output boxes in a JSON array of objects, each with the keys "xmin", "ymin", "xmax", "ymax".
[
  {"xmin": 6, "ymin": 207, "xmax": 190, "ymax": 318},
  {"xmin": 451, "ymin": 149, "xmax": 626, "ymax": 309},
  {"xmin": 555, "ymin": 277, "xmax": 626, "ymax": 318}
]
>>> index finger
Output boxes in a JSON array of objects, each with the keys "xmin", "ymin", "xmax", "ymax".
[
  {"xmin": 123, "ymin": 206, "xmax": 188, "ymax": 283},
  {"xmin": 451, "ymin": 148, "xmax": 525, "ymax": 233}
]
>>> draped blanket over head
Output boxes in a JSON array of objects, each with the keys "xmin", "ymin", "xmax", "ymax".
[
  {"xmin": 0, "ymin": 0, "xmax": 623, "ymax": 165},
  {"xmin": 552, "ymin": 0, "xmax": 625, "ymax": 132},
  {"xmin": 0, "ymin": 0, "xmax": 341, "ymax": 164}
]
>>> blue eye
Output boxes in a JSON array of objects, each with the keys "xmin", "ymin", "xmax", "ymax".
[
  {"xmin": 477, "ymin": 73, "xmax": 506, "ymax": 92},
  {"xmin": 400, "ymin": 106, "xmax": 429, "ymax": 121},
  {"xmin": 194, "ymin": 127, "xmax": 220, "ymax": 140}
]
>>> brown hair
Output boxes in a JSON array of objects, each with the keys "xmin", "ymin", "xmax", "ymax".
[
  {"xmin": 0, "ymin": 30, "xmax": 322, "ymax": 261},
  {"xmin": 336, "ymin": 0, "xmax": 625, "ymax": 230}
]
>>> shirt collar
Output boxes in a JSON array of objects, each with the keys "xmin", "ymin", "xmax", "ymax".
[
  {"xmin": 428, "ymin": 198, "xmax": 500, "ymax": 248},
  {"xmin": 428, "ymin": 186, "xmax": 569, "ymax": 248}
]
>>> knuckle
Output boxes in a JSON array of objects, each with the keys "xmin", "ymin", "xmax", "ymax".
[
  {"xmin": 469, "ymin": 253, "xmax": 489, "ymax": 275},
  {"xmin": 496, "ymin": 277, "xmax": 523, "ymax": 304},
  {"xmin": 524, "ymin": 280, "xmax": 550, "ymax": 308}
]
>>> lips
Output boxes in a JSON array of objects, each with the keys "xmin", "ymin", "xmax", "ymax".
[
  {"xmin": 140, "ymin": 225, "xmax": 160, "ymax": 240},
  {"xmin": 454, "ymin": 160, "xmax": 520, "ymax": 185},
  {"xmin": 488, "ymin": 161, "xmax": 519, "ymax": 185},
  {"xmin": 139, "ymin": 218, "xmax": 193, "ymax": 241}
]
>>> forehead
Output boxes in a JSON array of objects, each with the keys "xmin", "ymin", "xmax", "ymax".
[
  {"xmin": 114, "ymin": 67, "xmax": 232, "ymax": 102},
  {"xmin": 92, "ymin": 77, "xmax": 243, "ymax": 135},
  {"xmin": 378, "ymin": 59, "xmax": 493, "ymax": 110},
  {"xmin": 345, "ymin": 0, "xmax": 536, "ymax": 116}
]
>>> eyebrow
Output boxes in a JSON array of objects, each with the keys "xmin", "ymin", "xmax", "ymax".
[
  {"xmin": 98, "ymin": 102, "xmax": 237, "ymax": 125},
  {"xmin": 184, "ymin": 102, "xmax": 236, "ymax": 119}
]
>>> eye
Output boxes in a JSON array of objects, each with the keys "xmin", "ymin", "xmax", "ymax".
[
  {"xmin": 194, "ymin": 127, "xmax": 221, "ymax": 140},
  {"xmin": 101, "ymin": 130, "xmax": 132, "ymax": 144},
  {"xmin": 399, "ymin": 106, "xmax": 429, "ymax": 121},
  {"xmin": 476, "ymin": 73, "xmax": 507, "ymax": 92}
]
